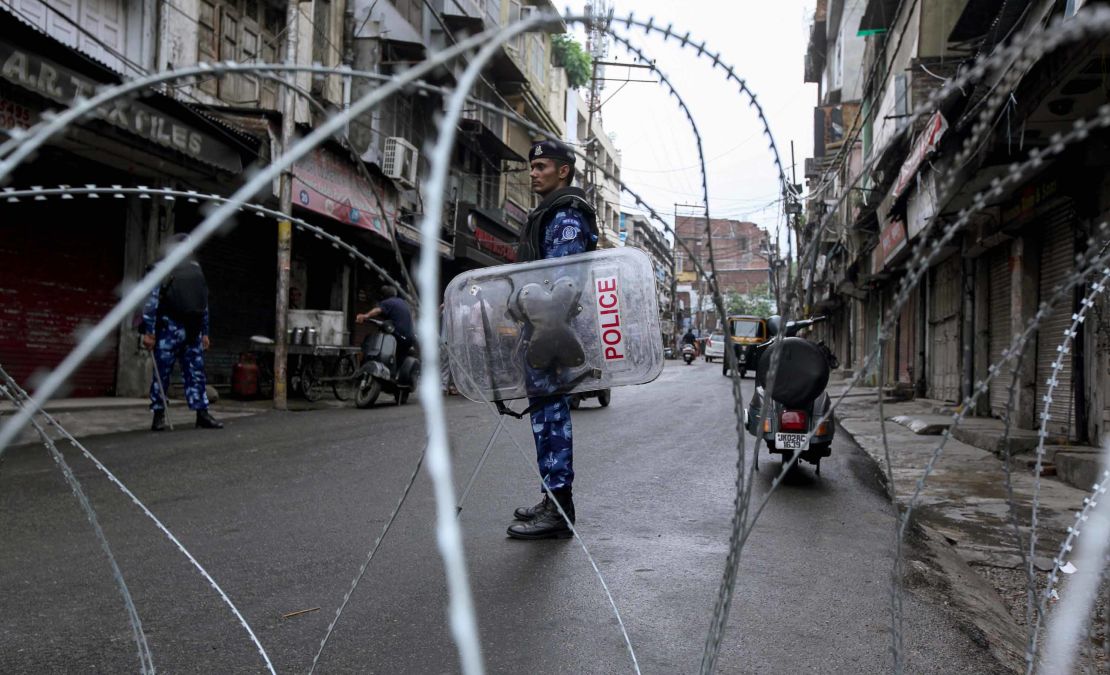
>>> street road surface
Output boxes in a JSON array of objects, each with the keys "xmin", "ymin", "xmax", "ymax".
[{"xmin": 0, "ymin": 359, "xmax": 1006, "ymax": 673}]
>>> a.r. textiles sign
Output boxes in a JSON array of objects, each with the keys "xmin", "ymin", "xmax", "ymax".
[{"xmin": 0, "ymin": 41, "xmax": 241, "ymax": 172}]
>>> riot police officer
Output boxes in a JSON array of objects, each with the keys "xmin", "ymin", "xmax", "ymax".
[
  {"xmin": 507, "ymin": 139, "xmax": 598, "ymax": 540},
  {"xmin": 142, "ymin": 233, "xmax": 223, "ymax": 431}
]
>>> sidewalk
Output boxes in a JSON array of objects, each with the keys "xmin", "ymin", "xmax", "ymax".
[
  {"xmin": 829, "ymin": 379, "xmax": 1106, "ymax": 671},
  {"xmin": 0, "ymin": 395, "xmax": 269, "ymax": 447}
]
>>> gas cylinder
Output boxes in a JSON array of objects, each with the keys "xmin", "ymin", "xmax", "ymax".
[{"xmin": 232, "ymin": 352, "xmax": 260, "ymax": 398}]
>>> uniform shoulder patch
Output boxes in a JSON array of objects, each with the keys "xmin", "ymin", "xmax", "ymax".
[{"xmin": 549, "ymin": 208, "xmax": 584, "ymax": 242}]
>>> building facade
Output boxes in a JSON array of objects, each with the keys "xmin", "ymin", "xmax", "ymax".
[
  {"xmin": 674, "ymin": 215, "xmax": 770, "ymax": 332},
  {"xmin": 0, "ymin": 0, "xmax": 575, "ymax": 399},
  {"xmin": 621, "ymin": 211, "xmax": 674, "ymax": 344},
  {"xmin": 801, "ymin": 0, "xmax": 1110, "ymax": 443}
]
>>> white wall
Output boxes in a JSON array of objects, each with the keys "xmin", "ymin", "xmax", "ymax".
[{"xmin": 871, "ymin": 0, "xmax": 919, "ymax": 156}]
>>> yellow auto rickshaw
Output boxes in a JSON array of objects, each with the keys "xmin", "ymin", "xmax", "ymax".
[{"xmin": 724, "ymin": 315, "xmax": 768, "ymax": 378}]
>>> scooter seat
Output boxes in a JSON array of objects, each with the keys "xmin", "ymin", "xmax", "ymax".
[{"xmin": 755, "ymin": 337, "xmax": 830, "ymax": 408}]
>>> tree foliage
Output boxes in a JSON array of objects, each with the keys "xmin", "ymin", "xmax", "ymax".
[
  {"xmin": 552, "ymin": 34, "xmax": 592, "ymax": 89},
  {"xmin": 724, "ymin": 284, "xmax": 775, "ymax": 318}
]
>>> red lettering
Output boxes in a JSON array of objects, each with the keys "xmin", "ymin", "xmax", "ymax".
[
  {"xmin": 603, "ymin": 328, "xmax": 622, "ymax": 346},
  {"xmin": 604, "ymin": 346, "xmax": 624, "ymax": 360},
  {"xmin": 600, "ymin": 308, "xmax": 618, "ymax": 315},
  {"xmin": 599, "ymin": 292, "xmax": 617, "ymax": 309},
  {"xmin": 600, "ymin": 313, "xmax": 620, "ymax": 329},
  {"xmin": 597, "ymin": 278, "xmax": 617, "ymax": 293}
]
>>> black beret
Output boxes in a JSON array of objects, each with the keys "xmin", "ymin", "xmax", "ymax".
[{"xmin": 529, "ymin": 139, "xmax": 576, "ymax": 164}]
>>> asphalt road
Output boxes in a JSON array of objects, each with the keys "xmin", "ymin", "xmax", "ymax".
[{"xmin": 0, "ymin": 359, "xmax": 1007, "ymax": 674}]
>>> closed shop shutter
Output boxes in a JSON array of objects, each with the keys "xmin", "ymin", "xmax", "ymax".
[
  {"xmin": 183, "ymin": 215, "xmax": 277, "ymax": 385},
  {"xmin": 928, "ymin": 254, "xmax": 962, "ymax": 402},
  {"xmin": 989, "ymin": 247, "xmax": 1013, "ymax": 417},
  {"xmin": 897, "ymin": 283, "xmax": 916, "ymax": 384},
  {"xmin": 863, "ymin": 296, "xmax": 880, "ymax": 374},
  {"xmin": 0, "ymin": 205, "xmax": 124, "ymax": 396},
  {"xmin": 1035, "ymin": 201, "xmax": 1078, "ymax": 437},
  {"xmin": 882, "ymin": 284, "xmax": 896, "ymax": 383},
  {"xmin": 853, "ymin": 298, "xmax": 866, "ymax": 371}
]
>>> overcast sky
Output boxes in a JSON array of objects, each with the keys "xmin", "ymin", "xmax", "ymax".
[{"xmin": 573, "ymin": 0, "xmax": 817, "ymax": 246}]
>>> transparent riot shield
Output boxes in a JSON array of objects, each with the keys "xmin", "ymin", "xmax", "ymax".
[{"xmin": 443, "ymin": 247, "xmax": 664, "ymax": 403}]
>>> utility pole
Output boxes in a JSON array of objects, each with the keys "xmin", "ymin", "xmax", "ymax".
[
  {"xmin": 671, "ymin": 203, "xmax": 680, "ymax": 347},
  {"xmin": 786, "ymin": 140, "xmax": 805, "ymax": 316},
  {"xmin": 585, "ymin": 54, "xmax": 601, "ymax": 238},
  {"xmin": 584, "ymin": 0, "xmax": 610, "ymax": 243},
  {"xmin": 274, "ymin": 0, "xmax": 300, "ymax": 410}
]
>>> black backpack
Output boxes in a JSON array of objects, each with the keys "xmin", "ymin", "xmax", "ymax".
[{"xmin": 160, "ymin": 261, "xmax": 208, "ymax": 338}]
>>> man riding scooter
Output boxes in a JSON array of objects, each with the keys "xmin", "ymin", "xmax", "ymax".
[
  {"xmin": 680, "ymin": 327, "xmax": 698, "ymax": 365},
  {"xmin": 353, "ymin": 285, "xmax": 420, "ymax": 407}
]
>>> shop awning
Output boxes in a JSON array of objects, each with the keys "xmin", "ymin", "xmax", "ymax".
[
  {"xmin": 291, "ymin": 144, "xmax": 396, "ymax": 241},
  {"xmin": 948, "ymin": 0, "xmax": 1008, "ymax": 44},
  {"xmin": 858, "ymin": 0, "xmax": 900, "ymax": 34},
  {"xmin": 460, "ymin": 119, "xmax": 526, "ymax": 163}
]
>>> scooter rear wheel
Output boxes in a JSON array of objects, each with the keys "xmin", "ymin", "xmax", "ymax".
[{"xmin": 355, "ymin": 377, "xmax": 381, "ymax": 409}]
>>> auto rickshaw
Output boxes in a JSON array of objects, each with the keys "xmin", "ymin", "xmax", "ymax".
[{"xmin": 723, "ymin": 314, "xmax": 768, "ymax": 378}]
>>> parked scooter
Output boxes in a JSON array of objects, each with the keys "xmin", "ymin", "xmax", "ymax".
[
  {"xmin": 682, "ymin": 342, "xmax": 697, "ymax": 365},
  {"xmin": 744, "ymin": 315, "xmax": 838, "ymax": 475},
  {"xmin": 355, "ymin": 318, "xmax": 420, "ymax": 408}
]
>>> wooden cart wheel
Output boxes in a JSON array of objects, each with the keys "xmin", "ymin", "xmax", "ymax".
[
  {"xmin": 301, "ymin": 358, "xmax": 326, "ymax": 402},
  {"xmin": 333, "ymin": 355, "xmax": 357, "ymax": 401}
]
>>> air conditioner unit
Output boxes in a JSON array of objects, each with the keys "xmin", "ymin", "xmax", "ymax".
[{"xmin": 383, "ymin": 137, "xmax": 419, "ymax": 189}]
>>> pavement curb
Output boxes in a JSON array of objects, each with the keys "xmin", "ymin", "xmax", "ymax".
[
  {"xmin": 905, "ymin": 519, "xmax": 1026, "ymax": 673},
  {"xmin": 836, "ymin": 415, "xmax": 1026, "ymax": 674}
]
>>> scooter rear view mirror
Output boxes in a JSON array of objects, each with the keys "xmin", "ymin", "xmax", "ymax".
[{"xmin": 766, "ymin": 315, "xmax": 782, "ymax": 338}]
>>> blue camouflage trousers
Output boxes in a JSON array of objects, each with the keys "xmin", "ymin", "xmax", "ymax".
[
  {"xmin": 150, "ymin": 316, "xmax": 210, "ymax": 411},
  {"xmin": 528, "ymin": 394, "xmax": 574, "ymax": 491},
  {"xmin": 525, "ymin": 358, "xmax": 574, "ymax": 491}
]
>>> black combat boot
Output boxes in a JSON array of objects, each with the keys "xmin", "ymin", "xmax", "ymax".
[
  {"xmin": 195, "ymin": 409, "xmax": 224, "ymax": 429},
  {"xmin": 513, "ymin": 494, "xmax": 549, "ymax": 521},
  {"xmin": 506, "ymin": 488, "xmax": 575, "ymax": 540},
  {"xmin": 151, "ymin": 410, "xmax": 167, "ymax": 431}
]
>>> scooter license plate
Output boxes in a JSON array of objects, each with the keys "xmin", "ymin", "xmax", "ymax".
[{"xmin": 775, "ymin": 433, "xmax": 809, "ymax": 451}]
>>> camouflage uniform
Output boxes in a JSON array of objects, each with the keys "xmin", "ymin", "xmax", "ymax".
[
  {"xmin": 525, "ymin": 204, "xmax": 596, "ymax": 491},
  {"xmin": 142, "ymin": 286, "xmax": 211, "ymax": 411}
]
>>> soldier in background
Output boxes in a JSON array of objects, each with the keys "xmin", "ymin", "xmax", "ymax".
[{"xmin": 142, "ymin": 233, "xmax": 223, "ymax": 431}]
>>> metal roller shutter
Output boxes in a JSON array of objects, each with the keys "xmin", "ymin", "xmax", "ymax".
[
  {"xmin": 1035, "ymin": 202, "xmax": 1077, "ymax": 438},
  {"xmin": 185, "ymin": 216, "xmax": 277, "ymax": 385},
  {"xmin": 897, "ymin": 284, "xmax": 915, "ymax": 384},
  {"xmin": 989, "ymin": 247, "xmax": 1013, "ymax": 417},
  {"xmin": 0, "ymin": 207, "xmax": 124, "ymax": 396},
  {"xmin": 928, "ymin": 254, "xmax": 961, "ymax": 402}
]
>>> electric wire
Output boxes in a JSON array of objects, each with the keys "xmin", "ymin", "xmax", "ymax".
[{"xmin": 8, "ymin": 8, "xmax": 1110, "ymax": 673}]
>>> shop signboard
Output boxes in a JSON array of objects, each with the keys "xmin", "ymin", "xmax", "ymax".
[
  {"xmin": 293, "ymin": 146, "xmax": 394, "ymax": 240},
  {"xmin": 0, "ymin": 41, "xmax": 241, "ymax": 172},
  {"xmin": 891, "ymin": 111, "xmax": 947, "ymax": 201}
]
